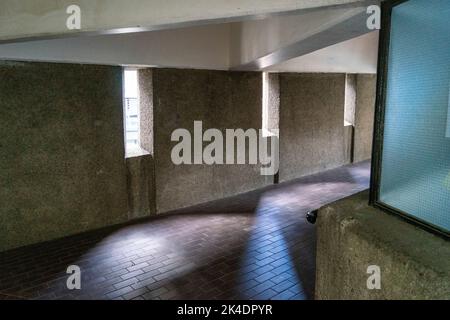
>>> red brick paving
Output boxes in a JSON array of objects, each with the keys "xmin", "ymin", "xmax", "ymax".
[{"xmin": 0, "ymin": 161, "xmax": 370, "ymax": 300}]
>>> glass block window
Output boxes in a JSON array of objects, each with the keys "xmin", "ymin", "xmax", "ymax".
[{"xmin": 373, "ymin": 0, "xmax": 450, "ymax": 235}]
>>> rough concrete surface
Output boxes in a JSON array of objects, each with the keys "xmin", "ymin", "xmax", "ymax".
[
  {"xmin": 267, "ymin": 73, "xmax": 280, "ymax": 133},
  {"xmin": 153, "ymin": 68, "xmax": 272, "ymax": 213},
  {"xmin": 279, "ymin": 73, "xmax": 349, "ymax": 182},
  {"xmin": 139, "ymin": 68, "xmax": 154, "ymax": 154},
  {"xmin": 354, "ymin": 74, "xmax": 376, "ymax": 163},
  {"xmin": 0, "ymin": 61, "xmax": 128, "ymax": 252},
  {"xmin": 343, "ymin": 124, "xmax": 353, "ymax": 164},
  {"xmin": 316, "ymin": 191, "xmax": 450, "ymax": 300},
  {"xmin": 0, "ymin": 61, "xmax": 377, "ymax": 252},
  {"xmin": 126, "ymin": 154, "xmax": 155, "ymax": 219}
]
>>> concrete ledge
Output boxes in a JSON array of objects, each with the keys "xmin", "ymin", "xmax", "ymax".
[{"xmin": 316, "ymin": 191, "xmax": 450, "ymax": 300}]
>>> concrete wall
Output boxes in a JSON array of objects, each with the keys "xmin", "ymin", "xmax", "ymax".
[
  {"xmin": 267, "ymin": 73, "xmax": 280, "ymax": 133},
  {"xmin": 139, "ymin": 68, "xmax": 154, "ymax": 154},
  {"xmin": 278, "ymin": 73, "xmax": 349, "ymax": 182},
  {"xmin": 316, "ymin": 191, "xmax": 450, "ymax": 299},
  {"xmin": 0, "ymin": 61, "xmax": 376, "ymax": 251},
  {"xmin": 126, "ymin": 155, "xmax": 155, "ymax": 220},
  {"xmin": 153, "ymin": 68, "xmax": 272, "ymax": 213},
  {"xmin": 354, "ymin": 74, "xmax": 376, "ymax": 162},
  {"xmin": 0, "ymin": 61, "xmax": 128, "ymax": 252}
]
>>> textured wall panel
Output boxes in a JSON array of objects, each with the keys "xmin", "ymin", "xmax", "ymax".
[
  {"xmin": 279, "ymin": 73, "xmax": 348, "ymax": 182},
  {"xmin": 0, "ymin": 61, "xmax": 128, "ymax": 251},
  {"xmin": 354, "ymin": 74, "xmax": 376, "ymax": 163},
  {"xmin": 153, "ymin": 69, "xmax": 272, "ymax": 213}
]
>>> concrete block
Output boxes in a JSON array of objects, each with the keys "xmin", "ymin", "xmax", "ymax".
[{"xmin": 316, "ymin": 191, "xmax": 450, "ymax": 300}]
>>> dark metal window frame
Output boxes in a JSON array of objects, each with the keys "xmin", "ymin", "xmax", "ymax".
[{"xmin": 369, "ymin": 0, "xmax": 450, "ymax": 238}]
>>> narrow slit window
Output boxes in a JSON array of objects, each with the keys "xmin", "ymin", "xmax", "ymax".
[
  {"xmin": 262, "ymin": 72, "xmax": 270, "ymax": 137},
  {"xmin": 123, "ymin": 69, "xmax": 140, "ymax": 155},
  {"xmin": 344, "ymin": 74, "xmax": 356, "ymax": 127}
]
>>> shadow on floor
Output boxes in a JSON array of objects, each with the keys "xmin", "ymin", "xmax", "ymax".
[{"xmin": 0, "ymin": 161, "xmax": 370, "ymax": 300}]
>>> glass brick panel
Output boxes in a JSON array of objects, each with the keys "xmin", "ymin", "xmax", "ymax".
[{"xmin": 379, "ymin": 0, "xmax": 450, "ymax": 233}]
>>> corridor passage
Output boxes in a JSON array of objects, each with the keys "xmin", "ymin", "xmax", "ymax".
[{"xmin": 0, "ymin": 161, "xmax": 370, "ymax": 300}]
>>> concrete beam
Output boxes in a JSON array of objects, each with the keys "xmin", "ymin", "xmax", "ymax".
[
  {"xmin": 0, "ymin": 24, "xmax": 231, "ymax": 70},
  {"xmin": 1, "ymin": 0, "xmax": 368, "ymax": 43},
  {"xmin": 264, "ymin": 31, "xmax": 379, "ymax": 74},
  {"xmin": 231, "ymin": 2, "xmax": 378, "ymax": 71}
]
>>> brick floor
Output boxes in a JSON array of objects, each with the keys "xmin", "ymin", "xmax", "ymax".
[{"xmin": 0, "ymin": 161, "xmax": 370, "ymax": 300}]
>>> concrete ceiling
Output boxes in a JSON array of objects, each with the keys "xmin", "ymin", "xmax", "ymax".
[
  {"xmin": 0, "ymin": 0, "xmax": 380, "ymax": 73},
  {"xmin": 0, "ymin": 24, "xmax": 231, "ymax": 70},
  {"xmin": 1, "ymin": 0, "xmax": 372, "ymax": 43}
]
